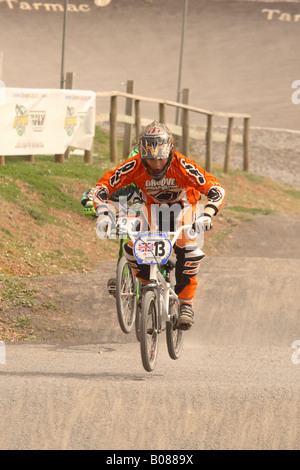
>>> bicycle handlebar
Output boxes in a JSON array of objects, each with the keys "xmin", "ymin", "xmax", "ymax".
[{"xmin": 116, "ymin": 220, "xmax": 194, "ymax": 247}]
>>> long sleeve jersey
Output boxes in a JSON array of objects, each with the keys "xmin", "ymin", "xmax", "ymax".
[{"xmin": 93, "ymin": 151, "xmax": 225, "ymax": 214}]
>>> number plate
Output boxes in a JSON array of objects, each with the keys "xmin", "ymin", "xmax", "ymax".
[{"xmin": 133, "ymin": 233, "xmax": 172, "ymax": 265}]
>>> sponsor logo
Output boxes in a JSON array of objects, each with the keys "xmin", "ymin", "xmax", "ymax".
[
  {"xmin": 262, "ymin": 8, "xmax": 300, "ymax": 23},
  {"xmin": 94, "ymin": 0, "xmax": 111, "ymax": 6},
  {"xmin": 110, "ymin": 160, "xmax": 136, "ymax": 187},
  {"xmin": 207, "ymin": 187, "xmax": 223, "ymax": 202},
  {"xmin": 145, "ymin": 125, "xmax": 166, "ymax": 137},
  {"xmin": 0, "ymin": 0, "xmax": 111, "ymax": 12},
  {"xmin": 145, "ymin": 178, "xmax": 181, "ymax": 203},
  {"xmin": 145, "ymin": 177, "xmax": 176, "ymax": 189},
  {"xmin": 180, "ymin": 159, "xmax": 206, "ymax": 185},
  {"xmin": 13, "ymin": 104, "xmax": 29, "ymax": 136},
  {"xmin": 95, "ymin": 186, "xmax": 109, "ymax": 203},
  {"xmin": 64, "ymin": 106, "xmax": 77, "ymax": 136},
  {"xmin": 30, "ymin": 111, "xmax": 46, "ymax": 132}
]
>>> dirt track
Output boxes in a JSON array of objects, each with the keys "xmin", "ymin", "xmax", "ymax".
[{"xmin": 0, "ymin": 214, "xmax": 300, "ymax": 450}]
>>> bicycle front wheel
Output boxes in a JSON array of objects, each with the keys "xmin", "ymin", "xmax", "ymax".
[
  {"xmin": 140, "ymin": 290, "xmax": 158, "ymax": 372},
  {"xmin": 116, "ymin": 256, "xmax": 137, "ymax": 334},
  {"xmin": 166, "ymin": 299, "xmax": 183, "ymax": 360}
]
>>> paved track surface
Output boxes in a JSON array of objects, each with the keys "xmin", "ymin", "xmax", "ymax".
[
  {"xmin": 0, "ymin": 0, "xmax": 299, "ymax": 129},
  {"xmin": 0, "ymin": 215, "xmax": 300, "ymax": 450}
]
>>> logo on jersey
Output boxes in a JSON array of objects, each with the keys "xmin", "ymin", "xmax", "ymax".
[
  {"xmin": 207, "ymin": 187, "xmax": 223, "ymax": 202},
  {"xmin": 95, "ymin": 186, "xmax": 109, "ymax": 202},
  {"xmin": 153, "ymin": 190, "xmax": 182, "ymax": 203},
  {"xmin": 180, "ymin": 159, "xmax": 205, "ymax": 185},
  {"xmin": 110, "ymin": 160, "xmax": 136, "ymax": 187}
]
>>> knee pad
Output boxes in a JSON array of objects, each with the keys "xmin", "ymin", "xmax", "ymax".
[
  {"xmin": 175, "ymin": 245, "xmax": 205, "ymax": 278},
  {"xmin": 123, "ymin": 243, "xmax": 150, "ymax": 280},
  {"xmin": 123, "ymin": 243, "xmax": 138, "ymax": 270}
]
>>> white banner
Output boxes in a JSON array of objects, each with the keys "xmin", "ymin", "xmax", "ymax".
[{"xmin": 0, "ymin": 88, "xmax": 95, "ymax": 155}]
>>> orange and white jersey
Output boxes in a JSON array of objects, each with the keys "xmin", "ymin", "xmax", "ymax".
[{"xmin": 93, "ymin": 151, "xmax": 225, "ymax": 214}]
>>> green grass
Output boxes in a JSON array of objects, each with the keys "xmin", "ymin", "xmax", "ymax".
[
  {"xmin": 0, "ymin": 276, "xmax": 37, "ymax": 310},
  {"xmin": 285, "ymin": 189, "xmax": 300, "ymax": 200},
  {"xmin": 226, "ymin": 206, "xmax": 277, "ymax": 215},
  {"xmin": 0, "ymin": 128, "xmax": 120, "ymax": 226}
]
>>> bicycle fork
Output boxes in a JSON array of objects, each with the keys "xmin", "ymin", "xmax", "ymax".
[{"xmin": 147, "ymin": 265, "xmax": 176, "ymax": 333}]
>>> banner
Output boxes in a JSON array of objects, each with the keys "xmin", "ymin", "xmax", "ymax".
[{"xmin": 0, "ymin": 88, "xmax": 95, "ymax": 155}]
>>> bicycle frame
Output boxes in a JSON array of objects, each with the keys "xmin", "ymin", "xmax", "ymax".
[
  {"xmin": 144, "ymin": 264, "xmax": 175, "ymax": 333},
  {"xmin": 119, "ymin": 222, "xmax": 192, "ymax": 329}
]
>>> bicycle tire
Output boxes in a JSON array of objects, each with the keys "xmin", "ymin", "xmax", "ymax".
[
  {"xmin": 166, "ymin": 299, "xmax": 183, "ymax": 360},
  {"xmin": 135, "ymin": 301, "xmax": 141, "ymax": 342},
  {"xmin": 140, "ymin": 290, "xmax": 158, "ymax": 372},
  {"xmin": 116, "ymin": 256, "xmax": 137, "ymax": 334}
]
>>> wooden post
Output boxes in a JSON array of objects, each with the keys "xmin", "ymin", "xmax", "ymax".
[
  {"xmin": 26, "ymin": 155, "xmax": 35, "ymax": 164},
  {"xmin": 110, "ymin": 95, "xmax": 118, "ymax": 163},
  {"xmin": 243, "ymin": 117, "xmax": 250, "ymax": 171},
  {"xmin": 123, "ymin": 80, "xmax": 134, "ymax": 158},
  {"xmin": 0, "ymin": 156, "xmax": 5, "ymax": 166},
  {"xmin": 224, "ymin": 117, "xmax": 234, "ymax": 173},
  {"xmin": 159, "ymin": 103, "xmax": 166, "ymax": 124},
  {"xmin": 84, "ymin": 144, "xmax": 93, "ymax": 164},
  {"xmin": 55, "ymin": 153, "xmax": 64, "ymax": 164},
  {"xmin": 205, "ymin": 114, "xmax": 213, "ymax": 172},
  {"xmin": 65, "ymin": 72, "xmax": 74, "ymax": 90},
  {"xmin": 135, "ymin": 99, "xmax": 141, "ymax": 142},
  {"xmin": 181, "ymin": 88, "xmax": 189, "ymax": 156}
]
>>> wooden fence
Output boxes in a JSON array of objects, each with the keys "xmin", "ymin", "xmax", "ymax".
[
  {"xmin": 95, "ymin": 84, "xmax": 250, "ymax": 173},
  {"xmin": 0, "ymin": 75, "xmax": 250, "ymax": 172}
]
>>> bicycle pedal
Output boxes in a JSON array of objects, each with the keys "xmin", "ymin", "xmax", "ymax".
[
  {"xmin": 108, "ymin": 286, "xmax": 116, "ymax": 298},
  {"xmin": 177, "ymin": 323, "xmax": 192, "ymax": 331},
  {"xmin": 107, "ymin": 279, "xmax": 116, "ymax": 298}
]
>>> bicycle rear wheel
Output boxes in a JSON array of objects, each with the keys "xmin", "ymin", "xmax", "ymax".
[
  {"xmin": 166, "ymin": 298, "xmax": 183, "ymax": 360},
  {"xmin": 116, "ymin": 256, "xmax": 137, "ymax": 334},
  {"xmin": 140, "ymin": 290, "xmax": 158, "ymax": 372}
]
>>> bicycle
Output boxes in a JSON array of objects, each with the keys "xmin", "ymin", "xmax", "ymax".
[
  {"xmin": 117, "ymin": 220, "xmax": 193, "ymax": 372},
  {"xmin": 82, "ymin": 185, "xmax": 142, "ymax": 339},
  {"xmin": 114, "ymin": 232, "xmax": 140, "ymax": 338}
]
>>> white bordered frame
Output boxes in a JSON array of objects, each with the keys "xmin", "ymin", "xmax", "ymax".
[{"xmin": 133, "ymin": 232, "xmax": 173, "ymax": 265}]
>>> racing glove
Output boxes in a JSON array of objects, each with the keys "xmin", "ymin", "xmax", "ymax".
[
  {"xmin": 95, "ymin": 205, "xmax": 115, "ymax": 239},
  {"xmin": 83, "ymin": 201, "xmax": 96, "ymax": 218},
  {"xmin": 96, "ymin": 214, "xmax": 112, "ymax": 239},
  {"xmin": 81, "ymin": 188, "xmax": 96, "ymax": 218},
  {"xmin": 194, "ymin": 213, "xmax": 213, "ymax": 233}
]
